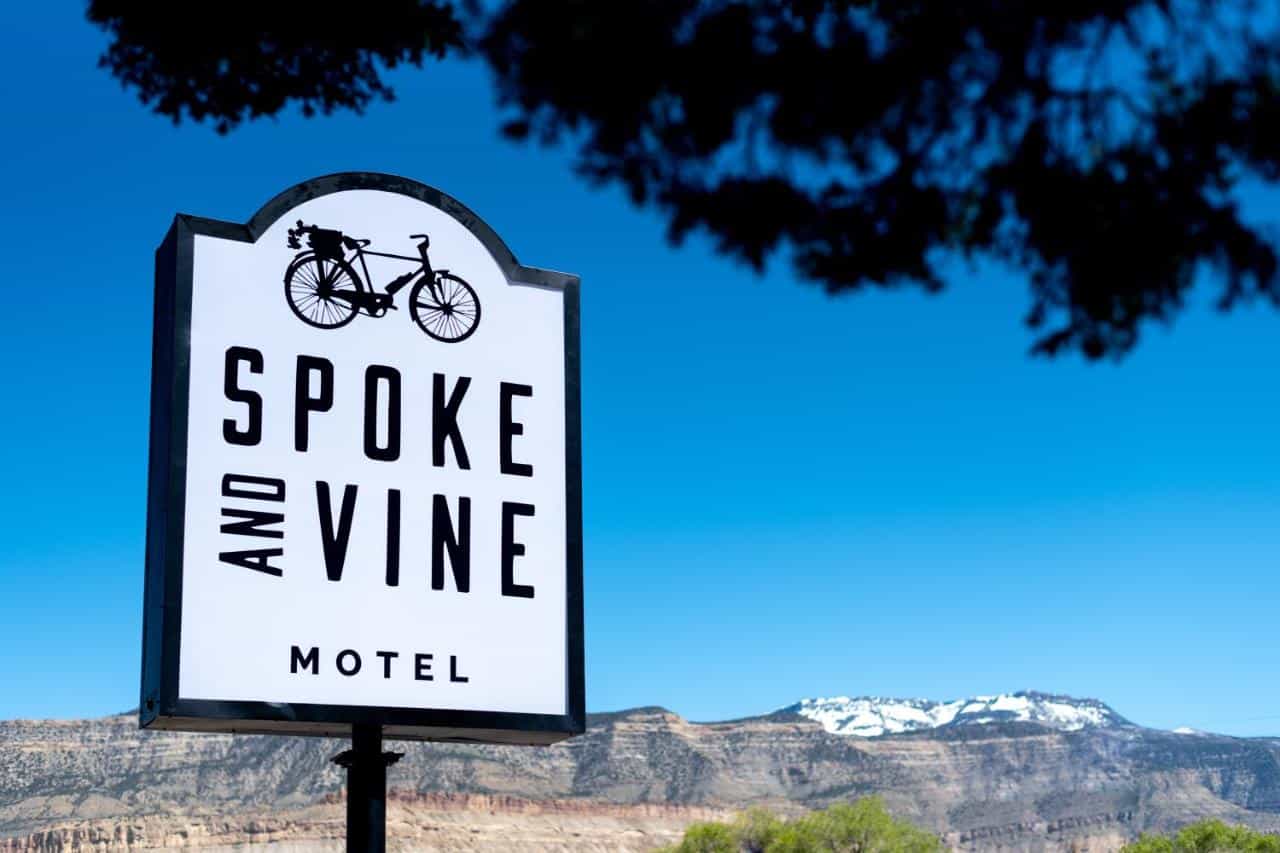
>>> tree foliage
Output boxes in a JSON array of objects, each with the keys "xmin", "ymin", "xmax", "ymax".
[
  {"xmin": 87, "ymin": 1, "xmax": 462, "ymax": 133},
  {"xmin": 660, "ymin": 799, "xmax": 943, "ymax": 853},
  {"xmin": 1122, "ymin": 819, "xmax": 1280, "ymax": 852},
  {"xmin": 89, "ymin": 1, "xmax": 1280, "ymax": 358}
]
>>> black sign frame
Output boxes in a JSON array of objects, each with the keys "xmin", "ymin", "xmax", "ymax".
[{"xmin": 140, "ymin": 173, "xmax": 584, "ymax": 745}]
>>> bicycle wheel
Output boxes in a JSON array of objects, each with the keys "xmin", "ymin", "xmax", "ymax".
[
  {"xmin": 284, "ymin": 252, "xmax": 361, "ymax": 329},
  {"xmin": 410, "ymin": 273, "xmax": 481, "ymax": 342}
]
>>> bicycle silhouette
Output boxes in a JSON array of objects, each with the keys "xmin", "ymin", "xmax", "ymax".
[{"xmin": 284, "ymin": 221, "xmax": 480, "ymax": 343}]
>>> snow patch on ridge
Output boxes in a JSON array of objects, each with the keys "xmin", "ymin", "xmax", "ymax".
[{"xmin": 787, "ymin": 691, "xmax": 1127, "ymax": 737}]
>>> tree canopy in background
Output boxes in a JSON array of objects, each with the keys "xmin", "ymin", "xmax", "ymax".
[
  {"xmin": 89, "ymin": 1, "xmax": 1280, "ymax": 359},
  {"xmin": 87, "ymin": 2, "xmax": 462, "ymax": 131}
]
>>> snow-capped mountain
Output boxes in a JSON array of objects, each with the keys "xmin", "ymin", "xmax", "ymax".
[{"xmin": 785, "ymin": 690, "xmax": 1130, "ymax": 737}]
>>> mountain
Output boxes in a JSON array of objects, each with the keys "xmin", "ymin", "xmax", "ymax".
[
  {"xmin": 2, "ymin": 694, "xmax": 1279, "ymax": 851},
  {"xmin": 786, "ymin": 691, "xmax": 1131, "ymax": 737}
]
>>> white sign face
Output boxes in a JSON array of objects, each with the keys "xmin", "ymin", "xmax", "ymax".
[{"xmin": 142, "ymin": 176, "xmax": 581, "ymax": 740}]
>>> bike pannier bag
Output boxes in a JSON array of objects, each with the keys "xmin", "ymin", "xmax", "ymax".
[{"xmin": 308, "ymin": 228, "xmax": 345, "ymax": 260}]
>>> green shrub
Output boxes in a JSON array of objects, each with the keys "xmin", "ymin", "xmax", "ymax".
[
  {"xmin": 660, "ymin": 798, "xmax": 943, "ymax": 853},
  {"xmin": 1122, "ymin": 819, "xmax": 1280, "ymax": 852},
  {"xmin": 673, "ymin": 821, "xmax": 740, "ymax": 853}
]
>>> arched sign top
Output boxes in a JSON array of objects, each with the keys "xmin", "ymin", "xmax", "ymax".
[
  {"xmin": 181, "ymin": 171, "xmax": 577, "ymax": 294},
  {"xmin": 142, "ymin": 174, "xmax": 583, "ymax": 745}
]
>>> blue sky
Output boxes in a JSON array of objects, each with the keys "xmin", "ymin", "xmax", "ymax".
[{"xmin": 2, "ymin": 5, "xmax": 1278, "ymax": 737}]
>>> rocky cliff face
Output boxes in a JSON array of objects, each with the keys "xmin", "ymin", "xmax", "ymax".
[
  {"xmin": 0, "ymin": 793, "xmax": 731, "ymax": 853},
  {"xmin": 2, "ymin": 705, "xmax": 1279, "ymax": 850}
]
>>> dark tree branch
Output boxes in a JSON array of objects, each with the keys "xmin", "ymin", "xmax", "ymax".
[
  {"xmin": 88, "ymin": 0, "xmax": 1280, "ymax": 359},
  {"xmin": 87, "ymin": 1, "xmax": 463, "ymax": 133}
]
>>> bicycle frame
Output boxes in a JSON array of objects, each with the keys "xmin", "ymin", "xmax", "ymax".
[{"xmin": 350, "ymin": 247, "xmax": 435, "ymax": 298}]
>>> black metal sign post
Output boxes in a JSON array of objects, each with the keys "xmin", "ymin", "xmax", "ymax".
[{"xmin": 332, "ymin": 725, "xmax": 402, "ymax": 853}]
